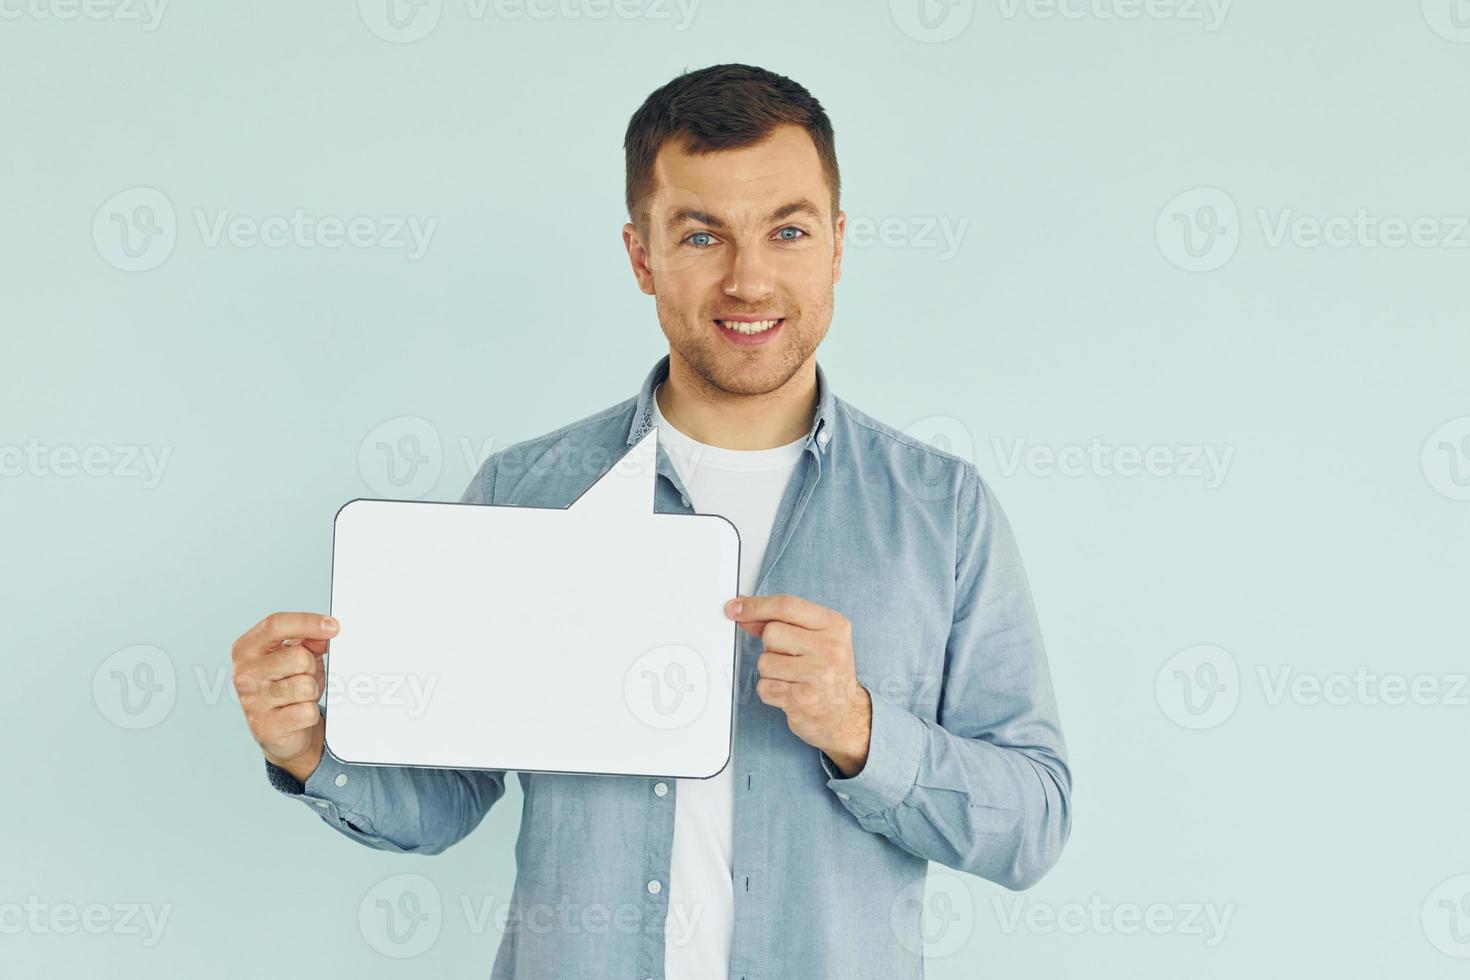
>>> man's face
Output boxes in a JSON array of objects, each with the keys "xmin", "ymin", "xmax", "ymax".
[{"xmin": 623, "ymin": 124, "xmax": 845, "ymax": 397}]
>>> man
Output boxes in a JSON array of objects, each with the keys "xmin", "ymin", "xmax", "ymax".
[{"xmin": 231, "ymin": 63, "xmax": 1071, "ymax": 979}]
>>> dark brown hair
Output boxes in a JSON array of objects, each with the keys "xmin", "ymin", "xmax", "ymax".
[{"xmin": 623, "ymin": 64, "xmax": 840, "ymax": 235}]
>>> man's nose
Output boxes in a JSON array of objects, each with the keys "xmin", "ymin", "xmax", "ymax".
[{"xmin": 720, "ymin": 243, "xmax": 775, "ymax": 302}]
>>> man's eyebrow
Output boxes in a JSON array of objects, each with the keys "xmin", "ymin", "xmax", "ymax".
[
  {"xmin": 664, "ymin": 198, "xmax": 824, "ymax": 234},
  {"xmin": 766, "ymin": 198, "xmax": 823, "ymax": 224}
]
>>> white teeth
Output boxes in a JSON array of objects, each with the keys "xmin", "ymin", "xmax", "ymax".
[{"xmin": 718, "ymin": 318, "xmax": 780, "ymax": 335}]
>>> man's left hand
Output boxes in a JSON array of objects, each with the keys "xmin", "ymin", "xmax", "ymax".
[{"xmin": 725, "ymin": 593, "xmax": 872, "ymax": 777}]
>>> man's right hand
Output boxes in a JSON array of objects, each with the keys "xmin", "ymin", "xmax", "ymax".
[{"xmin": 232, "ymin": 611, "xmax": 340, "ymax": 784}]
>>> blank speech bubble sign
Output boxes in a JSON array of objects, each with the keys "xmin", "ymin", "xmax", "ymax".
[{"xmin": 324, "ymin": 427, "xmax": 740, "ymax": 778}]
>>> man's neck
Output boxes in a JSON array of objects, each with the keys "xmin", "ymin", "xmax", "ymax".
[{"xmin": 656, "ymin": 350, "xmax": 819, "ymax": 450}]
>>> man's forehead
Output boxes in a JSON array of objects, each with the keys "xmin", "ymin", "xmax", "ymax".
[{"xmin": 649, "ymin": 125, "xmax": 828, "ymax": 223}]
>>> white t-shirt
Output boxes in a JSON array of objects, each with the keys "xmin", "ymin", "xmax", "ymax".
[{"xmin": 651, "ymin": 385, "xmax": 806, "ymax": 980}]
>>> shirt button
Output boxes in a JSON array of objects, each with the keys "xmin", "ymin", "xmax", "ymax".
[
  {"xmin": 654, "ymin": 781, "xmax": 668, "ymax": 797},
  {"xmin": 647, "ymin": 879, "xmax": 662, "ymax": 895},
  {"xmin": 334, "ymin": 774, "xmax": 348, "ymax": 787},
  {"xmin": 836, "ymin": 792, "xmax": 850, "ymax": 800},
  {"xmin": 315, "ymin": 801, "xmax": 329, "ymax": 809},
  {"xmin": 817, "ymin": 429, "xmax": 831, "ymax": 447},
  {"xmin": 679, "ymin": 494, "xmax": 690, "ymax": 507}
]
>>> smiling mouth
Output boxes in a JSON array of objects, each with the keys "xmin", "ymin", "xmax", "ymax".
[{"xmin": 715, "ymin": 317, "xmax": 784, "ymax": 335}]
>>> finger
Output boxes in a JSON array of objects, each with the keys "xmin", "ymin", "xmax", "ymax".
[
  {"xmin": 262, "ymin": 673, "xmax": 321, "ymax": 709},
  {"xmin": 259, "ymin": 642, "xmax": 323, "ymax": 683},
  {"xmin": 759, "ymin": 620, "xmax": 825, "ymax": 658},
  {"xmin": 235, "ymin": 612, "xmax": 339, "ymax": 659},
  {"xmin": 756, "ymin": 651, "xmax": 803, "ymax": 683},
  {"xmin": 755, "ymin": 677, "xmax": 792, "ymax": 707},
  {"xmin": 725, "ymin": 594, "xmax": 839, "ymax": 630},
  {"xmin": 260, "ymin": 700, "xmax": 321, "ymax": 740}
]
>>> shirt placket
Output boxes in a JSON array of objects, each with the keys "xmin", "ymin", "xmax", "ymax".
[
  {"xmin": 640, "ymin": 450, "xmax": 700, "ymax": 980},
  {"xmin": 728, "ymin": 425, "xmax": 828, "ymax": 980}
]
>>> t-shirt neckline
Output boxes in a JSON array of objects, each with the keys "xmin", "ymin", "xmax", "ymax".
[{"xmin": 651, "ymin": 384, "xmax": 808, "ymax": 473}]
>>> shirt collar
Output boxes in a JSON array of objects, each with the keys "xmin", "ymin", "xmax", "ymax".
[{"xmin": 627, "ymin": 354, "xmax": 837, "ymax": 455}]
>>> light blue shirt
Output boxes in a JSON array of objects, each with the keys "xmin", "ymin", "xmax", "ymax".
[{"xmin": 266, "ymin": 355, "xmax": 1072, "ymax": 979}]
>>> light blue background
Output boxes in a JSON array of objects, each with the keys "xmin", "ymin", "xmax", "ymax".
[{"xmin": 3, "ymin": 1, "xmax": 1468, "ymax": 976}]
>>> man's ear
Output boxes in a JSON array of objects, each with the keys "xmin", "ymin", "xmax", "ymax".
[
  {"xmin": 831, "ymin": 209, "xmax": 846, "ymax": 286},
  {"xmin": 622, "ymin": 222, "xmax": 656, "ymax": 296}
]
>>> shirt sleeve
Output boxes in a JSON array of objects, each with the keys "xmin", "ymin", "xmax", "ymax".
[
  {"xmin": 264, "ymin": 750, "xmax": 506, "ymax": 855},
  {"xmin": 261, "ymin": 452, "xmax": 510, "ymax": 855},
  {"xmin": 819, "ymin": 464, "xmax": 1072, "ymax": 890}
]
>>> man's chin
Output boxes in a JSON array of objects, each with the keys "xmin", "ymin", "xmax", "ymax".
[
  {"xmin": 664, "ymin": 322, "xmax": 815, "ymax": 397},
  {"xmin": 707, "ymin": 353, "xmax": 805, "ymax": 395},
  {"xmin": 709, "ymin": 376, "xmax": 786, "ymax": 397}
]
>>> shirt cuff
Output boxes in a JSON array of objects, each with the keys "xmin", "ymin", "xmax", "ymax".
[
  {"xmin": 264, "ymin": 759, "xmax": 305, "ymax": 795},
  {"xmin": 263, "ymin": 746, "xmax": 374, "ymax": 830},
  {"xmin": 819, "ymin": 694, "xmax": 926, "ymax": 818}
]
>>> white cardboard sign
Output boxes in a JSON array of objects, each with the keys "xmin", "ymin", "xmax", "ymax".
[{"xmin": 323, "ymin": 427, "xmax": 740, "ymax": 779}]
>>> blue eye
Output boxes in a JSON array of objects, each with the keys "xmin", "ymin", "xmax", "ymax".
[
  {"xmin": 685, "ymin": 231, "xmax": 715, "ymax": 248},
  {"xmin": 775, "ymin": 226, "xmax": 806, "ymax": 241}
]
